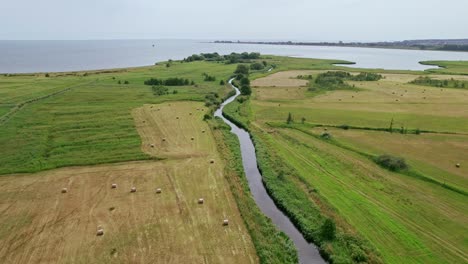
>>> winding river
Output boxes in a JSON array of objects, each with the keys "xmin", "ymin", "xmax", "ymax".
[{"xmin": 214, "ymin": 79, "xmax": 326, "ymax": 264}]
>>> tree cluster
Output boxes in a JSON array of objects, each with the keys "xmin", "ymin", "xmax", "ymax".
[
  {"xmin": 310, "ymin": 71, "xmax": 382, "ymax": 91},
  {"xmin": 144, "ymin": 77, "xmax": 193, "ymax": 86},
  {"xmin": 350, "ymin": 72, "xmax": 382, "ymax": 81},
  {"xmin": 375, "ymin": 154, "xmax": 408, "ymax": 171},
  {"xmin": 202, "ymin": 73, "xmax": 216, "ymax": 82},
  {"xmin": 438, "ymin": 44, "xmax": 468, "ymax": 51},
  {"xmin": 250, "ymin": 62, "xmax": 265, "ymax": 70},
  {"xmin": 233, "ymin": 64, "xmax": 252, "ymax": 95},
  {"xmin": 183, "ymin": 52, "xmax": 261, "ymax": 64},
  {"xmin": 151, "ymin": 85, "xmax": 168, "ymax": 96},
  {"xmin": 410, "ymin": 76, "xmax": 466, "ymax": 89}
]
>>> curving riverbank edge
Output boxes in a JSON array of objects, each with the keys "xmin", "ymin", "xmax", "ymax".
[{"xmin": 214, "ymin": 79, "xmax": 325, "ymax": 264}]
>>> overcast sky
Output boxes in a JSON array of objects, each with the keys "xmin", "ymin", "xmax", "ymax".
[{"xmin": 1, "ymin": 0, "xmax": 467, "ymax": 41}]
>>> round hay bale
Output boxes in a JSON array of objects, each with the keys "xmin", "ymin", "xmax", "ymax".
[
  {"xmin": 156, "ymin": 188, "xmax": 162, "ymax": 194},
  {"xmin": 210, "ymin": 159, "xmax": 215, "ymax": 164},
  {"xmin": 96, "ymin": 228, "xmax": 104, "ymax": 236},
  {"xmin": 191, "ymin": 137, "xmax": 194, "ymax": 141},
  {"xmin": 143, "ymin": 121, "xmax": 146, "ymax": 123},
  {"xmin": 223, "ymin": 219, "xmax": 229, "ymax": 226},
  {"xmin": 61, "ymin": 188, "xmax": 68, "ymax": 193},
  {"xmin": 162, "ymin": 138, "xmax": 166, "ymax": 142},
  {"xmin": 202, "ymin": 130, "xmax": 205, "ymax": 133},
  {"xmin": 189, "ymin": 112, "xmax": 192, "ymax": 115},
  {"xmin": 456, "ymin": 163, "xmax": 461, "ymax": 168},
  {"xmin": 150, "ymin": 144, "xmax": 155, "ymax": 148},
  {"xmin": 176, "ymin": 117, "xmax": 179, "ymax": 119},
  {"xmin": 111, "ymin": 184, "xmax": 117, "ymax": 189},
  {"xmin": 130, "ymin": 187, "xmax": 137, "ymax": 193},
  {"xmin": 198, "ymin": 198, "xmax": 204, "ymax": 204}
]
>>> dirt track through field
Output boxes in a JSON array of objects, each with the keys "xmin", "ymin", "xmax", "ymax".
[{"xmin": 0, "ymin": 101, "xmax": 257, "ymax": 264}]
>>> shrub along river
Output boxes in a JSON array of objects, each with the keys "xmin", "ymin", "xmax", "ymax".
[{"xmin": 215, "ymin": 79, "xmax": 326, "ymax": 264}]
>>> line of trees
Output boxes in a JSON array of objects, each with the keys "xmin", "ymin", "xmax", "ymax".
[
  {"xmin": 144, "ymin": 77, "xmax": 194, "ymax": 86},
  {"xmin": 437, "ymin": 44, "xmax": 468, "ymax": 51},
  {"xmin": 234, "ymin": 64, "xmax": 252, "ymax": 95},
  {"xmin": 310, "ymin": 71, "xmax": 382, "ymax": 91},
  {"xmin": 184, "ymin": 52, "xmax": 261, "ymax": 64},
  {"xmin": 410, "ymin": 76, "xmax": 466, "ymax": 89}
]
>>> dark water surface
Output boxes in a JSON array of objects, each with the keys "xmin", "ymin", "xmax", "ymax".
[
  {"xmin": 215, "ymin": 80, "xmax": 326, "ymax": 264},
  {"xmin": 2, "ymin": 39, "xmax": 468, "ymax": 73}
]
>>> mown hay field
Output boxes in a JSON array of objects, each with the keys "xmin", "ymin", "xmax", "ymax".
[{"xmin": 0, "ymin": 101, "xmax": 257, "ymax": 264}]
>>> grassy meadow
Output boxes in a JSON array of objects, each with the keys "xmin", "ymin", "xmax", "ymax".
[
  {"xmin": 0, "ymin": 56, "xmax": 308, "ymax": 263},
  {"xmin": 1, "ymin": 54, "xmax": 467, "ymax": 263},
  {"xmin": 0, "ymin": 61, "xmax": 236, "ymax": 174},
  {"xmin": 225, "ymin": 58, "xmax": 468, "ymax": 263}
]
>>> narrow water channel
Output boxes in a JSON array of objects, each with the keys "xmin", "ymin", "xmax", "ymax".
[{"xmin": 214, "ymin": 79, "xmax": 325, "ymax": 264}]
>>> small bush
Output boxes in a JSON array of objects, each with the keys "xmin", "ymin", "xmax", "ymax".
[
  {"xmin": 338, "ymin": 124, "xmax": 349, "ymax": 130},
  {"xmin": 234, "ymin": 64, "xmax": 250, "ymax": 75},
  {"xmin": 320, "ymin": 218, "xmax": 336, "ymax": 241},
  {"xmin": 250, "ymin": 62, "xmax": 265, "ymax": 70},
  {"xmin": 151, "ymin": 85, "xmax": 168, "ymax": 96},
  {"xmin": 45, "ymin": 73, "xmax": 50, "ymax": 77},
  {"xmin": 375, "ymin": 154, "xmax": 408, "ymax": 171},
  {"xmin": 320, "ymin": 132, "xmax": 332, "ymax": 140},
  {"xmin": 203, "ymin": 114, "xmax": 212, "ymax": 120},
  {"xmin": 240, "ymin": 85, "xmax": 252, "ymax": 95},
  {"xmin": 202, "ymin": 73, "xmax": 216, "ymax": 82},
  {"xmin": 350, "ymin": 244, "xmax": 368, "ymax": 262}
]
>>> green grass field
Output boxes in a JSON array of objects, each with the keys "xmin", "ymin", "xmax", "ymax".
[
  {"xmin": 0, "ymin": 61, "xmax": 236, "ymax": 174},
  {"xmin": 2, "ymin": 55, "xmax": 467, "ymax": 264},
  {"xmin": 0, "ymin": 56, "xmax": 309, "ymax": 263},
  {"xmin": 224, "ymin": 59, "xmax": 468, "ymax": 263},
  {"xmin": 422, "ymin": 60, "xmax": 468, "ymax": 75}
]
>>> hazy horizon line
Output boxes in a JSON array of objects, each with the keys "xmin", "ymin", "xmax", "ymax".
[{"xmin": 1, "ymin": 37, "xmax": 467, "ymax": 42}]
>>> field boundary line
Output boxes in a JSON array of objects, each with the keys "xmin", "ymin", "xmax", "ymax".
[
  {"xmin": 0, "ymin": 81, "xmax": 95, "ymax": 126},
  {"xmin": 275, "ymin": 130, "xmax": 468, "ymax": 261}
]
